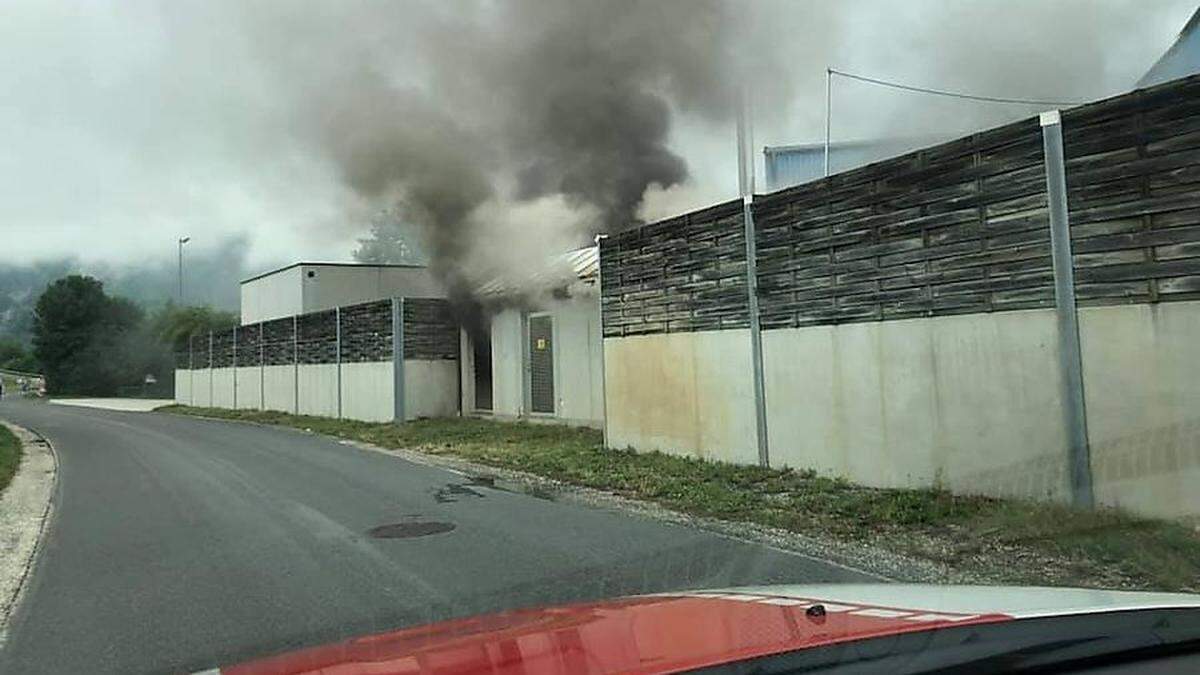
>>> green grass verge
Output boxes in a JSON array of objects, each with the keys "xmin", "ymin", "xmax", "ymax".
[
  {"xmin": 160, "ymin": 405, "xmax": 1200, "ymax": 592},
  {"xmin": 0, "ymin": 423, "xmax": 22, "ymax": 495}
]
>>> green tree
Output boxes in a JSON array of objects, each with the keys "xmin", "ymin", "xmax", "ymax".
[
  {"xmin": 352, "ymin": 206, "xmax": 425, "ymax": 264},
  {"xmin": 150, "ymin": 303, "xmax": 237, "ymax": 352},
  {"xmin": 32, "ymin": 276, "xmax": 145, "ymax": 395},
  {"xmin": 0, "ymin": 338, "xmax": 39, "ymax": 373}
]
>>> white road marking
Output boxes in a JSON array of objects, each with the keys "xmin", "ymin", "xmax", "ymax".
[{"xmin": 50, "ymin": 398, "xmax": 174, "ymax": 412}]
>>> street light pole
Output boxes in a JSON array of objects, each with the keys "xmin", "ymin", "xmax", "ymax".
[{"xmin": 177, "ymin": 236, "xmax": 190, "ymax": 304}]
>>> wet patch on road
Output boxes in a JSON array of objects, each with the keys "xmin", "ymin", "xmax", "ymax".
[
  {"xmin": 432, "ymin": 482, "xmax": 486, "ymax": 503},
  {"xmin": 433, "ymin": 475, "xmax": 559, "ymax": 504},
  {"xmin": 367, "ymin": 521, "xmax": 456, "ymax": 539}
]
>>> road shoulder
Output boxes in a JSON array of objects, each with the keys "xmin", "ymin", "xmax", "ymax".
[{"xmin": 0, "ymin": 420, "xmax": 57, "ymax": 647}]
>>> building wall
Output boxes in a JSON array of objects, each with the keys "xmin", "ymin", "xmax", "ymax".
[
  {"xmin": 490, "ymin": 310, "xmax": 525, "ymax": 417},
  {"xmin": 262, "ymin": 365, "xmax": 296, "ymax": 413},
  {"xmin": 404, "ymin": 360, "xmax": 458, "ymax": 420},
  {"xmin": 211, "ymin": 368, "xmax": 236, "ymax": 409},
  {"xmin": 234, "ymin": 366, "xmax": 261, "ymax": 410},
  {"xmin": 1080, "ymin": 301, "xmax": 1200, "ymax": 519},
  {"xmin": 549, "ymin": 297, "xmax": 604, "ymax": 426},
  {"xmin": 763, "ymin": 310, "xmax": 1069, "ymax": 500},
  {"xmin": 466, "ymin": 297, "xmax": 604, "ymax": 427},
  {"xmin": 604, "ymin": 329, "xmax": 759, "ymax": 464},
  {"xmin": 302, "ymin": 265, "xmax": 443, "ymax": 315},
  {"xmin": 341, "ymin": 361, "xmax": 394, "ymax": 422},
  {"xmin": 240, "ymin": 265, "xmax": 304, "ymax": 325},
  {"xmin": 297, "ymin": 363, "xmax": 339, "ymax": 417}
]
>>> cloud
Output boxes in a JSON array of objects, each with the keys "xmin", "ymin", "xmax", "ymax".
[{"xmin": 0, "ymin": 0, "xmax": 1192, "ymax": 298}]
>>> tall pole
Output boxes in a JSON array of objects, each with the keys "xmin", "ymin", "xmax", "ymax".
[
  {"xmin": 594, "ymin": 234, "xmax": 609, "ymax": 449},
  {"xmin": 824, "ymin": 67, "xmax": 832, "ymax": 177},
  {"xmin": 177, "ymin": 236, "xmax": 190, "ymax": 303},
  {"xmin": 737, "ymin": 84, "xmax": 770, "ymax": 468},
  {"xmin": 1040, "ymin": 110, "xmax": 1094, "ymax": 508}
]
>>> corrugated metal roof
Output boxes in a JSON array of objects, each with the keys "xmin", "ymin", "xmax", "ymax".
[
  {"xmin": 476, "ymin": 245, "xmax": 598, "ymax": 298},
  {"xmin": 763, "ymin": 137, "xmax": 948, "ymax": 191},
  {"xmin": 1139, "ymin": 7, "xmax": 1200, "ymax": 88}
]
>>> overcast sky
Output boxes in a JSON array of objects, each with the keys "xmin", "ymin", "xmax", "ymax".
[{"xmin": 1, "ymin": 0, "xmax": 1195, "ymax": 276}]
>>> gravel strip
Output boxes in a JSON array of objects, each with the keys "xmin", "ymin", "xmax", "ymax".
[{"xmin": 0, "ymin": 421, "xmax": 57, "ymax": 648}]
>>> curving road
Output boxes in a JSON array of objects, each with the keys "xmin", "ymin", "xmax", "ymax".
[{"xmin": 0, "ymin": 398, "xmax": 871, "ymax": 674}]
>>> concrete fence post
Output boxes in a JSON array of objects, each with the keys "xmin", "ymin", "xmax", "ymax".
[
  {"xmin": 335, "ymin": 306, "xmax": 342, "ymax": 419},
  {"xmin": 208, "ymin": 331, "xmax": 214, "ymax": 407},
  {"xmin": 1040, "ymin": 110, "xmax": 1094, "ymax": 509},
  {"xmin": 292, "ymin": 315, "xmax": 299, "ymax": 415},
  {"xmin": 392, "ymin": 297, "xmax": 406, "ymax": 423},
  {"xmin": 594, "ymin": 234, "xmax": 609, "ymax": 449},
  {"xmin": 736, "ymin": 84, "xmax": 770, "ymax": 468},
  {"xmin": 232, "ymin": 325, "xmax": 238, "ymax": 409},
  {"xmin": 259, "ymin": 324, "xmax": 265, "ymax": 411}
]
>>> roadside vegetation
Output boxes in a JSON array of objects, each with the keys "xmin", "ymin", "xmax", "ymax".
[
  {"xmin": 0, "ymin": 424, "xmax": 22, "ymax": 494},
  {"xmin": 0, "ymin": 337, "xmax": 39, "ymax": 374},
  {"xmin": 162, "ymin": 405, "xmax": 1200, "ymax": 593},
  {"xmin": 27, "ymin": 274, "xmax": 236, "ymax": 398}
]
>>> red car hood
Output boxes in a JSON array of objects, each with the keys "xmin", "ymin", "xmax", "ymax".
[{"xmin": 213, "ymin": 584, "xmax": 1200, "ymax": 675}]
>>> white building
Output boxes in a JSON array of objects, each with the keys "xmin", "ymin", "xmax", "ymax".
[
  {"xmin": 460, "ymin": 247, "xmax": 604, "ymax": 429},
  {"xmin": 239, "ymin": 262, "xmax": 444, "ymax": 325}
]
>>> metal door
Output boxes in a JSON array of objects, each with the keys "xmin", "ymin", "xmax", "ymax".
[{"xmin": 528, "ymin": 315, "xmax": 554, "ymax": 414}]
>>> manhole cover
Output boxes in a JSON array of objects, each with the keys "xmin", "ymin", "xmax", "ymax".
[{"xmin": 368, "ymin": 521, "xmax": 456, "ymax": 539}]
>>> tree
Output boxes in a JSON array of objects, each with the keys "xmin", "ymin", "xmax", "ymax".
[
  {"xmin": 150, "ymin": 303, "xmax": 237, "ymax": 352},
  {"xmin": 0, "ymin": 337, "xmax": 39, "ymax": 373},
  {"xmin": 352, "ymin": 206, "xmax": 425, "ymax": 264},
  {"xmin": 32, "ymin": 276, "xmax": 146, "ymax": 395}
]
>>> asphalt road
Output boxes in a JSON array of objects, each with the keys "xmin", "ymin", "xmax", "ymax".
[{"xmin": 0, "ymin": 398, "xmax": 871, "ymax": 674}]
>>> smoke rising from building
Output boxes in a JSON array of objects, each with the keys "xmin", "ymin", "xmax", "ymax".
[
  {"xmin": 0, "ymin": 0, "xmax": 1190, "ymax": 312},
  {"xmin": 272, "ymin": 0, "xmax": 772, "ymax": 297}
]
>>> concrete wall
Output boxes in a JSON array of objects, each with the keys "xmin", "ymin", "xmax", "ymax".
[
  {"xmin": 262, "ymin": 365, "xmax": 296, "ymax": 413},
  {"xmin": 341, "ymin": 361, "xmax": 395, "ymax": 422},
  {"xmin": 211, "ymin": 368, "xmax": 236, "ymax": 409},
  {"xmin": 297, "ymin": 364, "xmax": 339, "ymax": 418},
  {"xmin": 1079, "ymin": 301, "xmax": 1200, "ymax": 519},
  {"xmin": 604, "ymin": 329, "xmax": 759, "ymax": 464},
  {"xmin": 763, "ymin": 310, "xmax": 1070, "ymax": 501},
  {"xmin": 192, "ymin": 369, "xmax": 213, "ymax": 407},
  {"xmin": 240, "ymin": 265, "xmax": 304, "ymax": 325},
  {"xmin": 174, "ymin": 369, "xmax": 191, "ymax": 404},
  {"xmin": 180, "ymin": 361, "xmax": 398, "ymax": 422},
  {"xmin": 404, "ymin": 360, "xmax": 458, "ymax": 420},
  {"xmin": 234, "ymin": 366, "xmax": 261, "ymax": 410}
]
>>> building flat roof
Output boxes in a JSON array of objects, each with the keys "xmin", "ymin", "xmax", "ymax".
[{"xmin": 240, "ymin": 261, "xmax": 427, "ymax": 285}]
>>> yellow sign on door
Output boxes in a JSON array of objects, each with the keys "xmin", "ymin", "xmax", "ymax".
[{"xmin": 536, "ymin": 338, "xmax": 548, "ymax": 350}]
